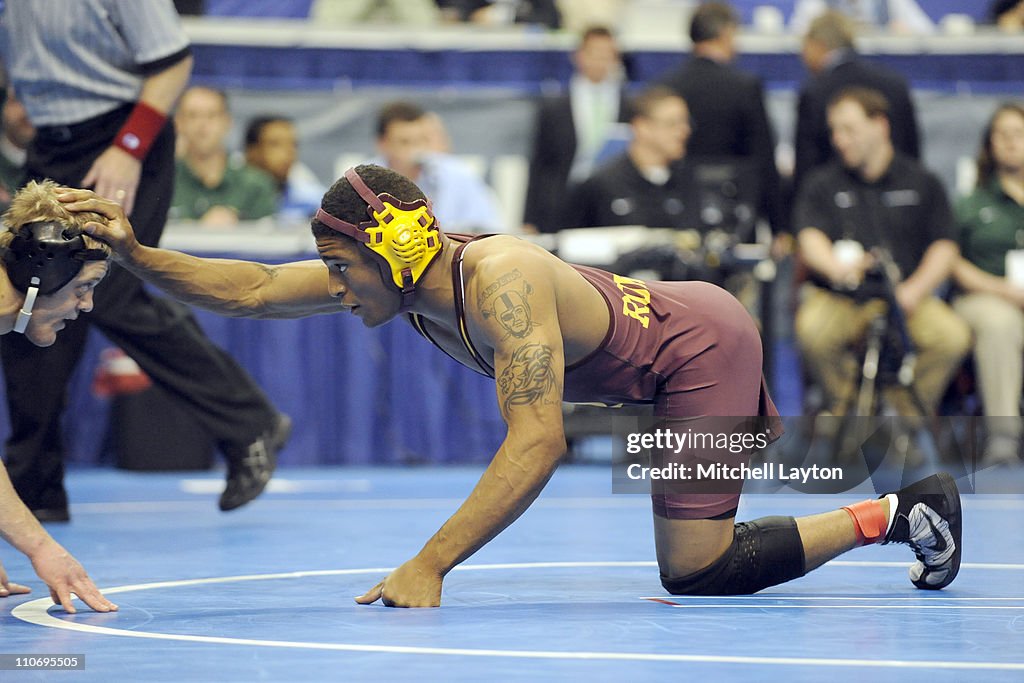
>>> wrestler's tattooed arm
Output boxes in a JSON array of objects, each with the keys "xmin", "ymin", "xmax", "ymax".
[
  {"xmin": 496, "ymin": 342, "xmax": 559, "ymax": 413},
  {"xmin": 408, "ymin": 256, "xmax": 567, "ymax": 586},
  {"xmin": 479, "ymin": 270, "xmax": 541, "ymax": 340}
]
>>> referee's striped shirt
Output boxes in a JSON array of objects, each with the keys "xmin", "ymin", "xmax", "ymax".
[{"xmin": 0, "ymin": 0, "xmax": 191, "ymax": 127}]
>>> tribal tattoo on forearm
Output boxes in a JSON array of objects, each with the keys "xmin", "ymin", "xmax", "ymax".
[{"xmin": 497, "ymin": 343, "xmax": 559, "ymax": 413}]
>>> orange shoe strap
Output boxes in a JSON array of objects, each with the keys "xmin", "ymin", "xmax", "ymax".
[{"xmin": 842, "ymin": 499, "xmax": 888, "ymax": 545}]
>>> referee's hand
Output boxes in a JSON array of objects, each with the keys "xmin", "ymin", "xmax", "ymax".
[{"xmin": 81, "ymin": 146, "xmax": 141, "ymax": 216}]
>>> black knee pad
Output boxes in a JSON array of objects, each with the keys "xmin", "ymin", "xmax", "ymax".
[{"xmin": 660, "ymin": 516, "xmax": 807, "ymax": 595}]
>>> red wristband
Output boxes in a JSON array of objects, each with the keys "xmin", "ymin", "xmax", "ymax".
[{"xmin": 112, "ymin": 101, "xmax": 167, "ymax": 160}]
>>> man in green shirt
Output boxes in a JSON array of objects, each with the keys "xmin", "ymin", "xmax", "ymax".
[
  {"xmin": 170, "ymin": 86, "xmax": 277, "ymax": 224},
  {"xmin": 952, "ymin": 102, "xmax": 1024, "ymax": 467}
]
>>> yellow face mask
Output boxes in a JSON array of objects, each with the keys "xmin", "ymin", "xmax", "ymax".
[
  {"xmin": 314, "ymin": 167, "xmax": 442, "ymax": 310},
  {"xmin": 362, "ymin": 200, "xmax": 441, "ymax": 290}
]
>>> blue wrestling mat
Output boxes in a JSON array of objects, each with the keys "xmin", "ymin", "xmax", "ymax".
[{"xmin": 1, "ymin": 466, "xmax": 1022, "ymax": 682}]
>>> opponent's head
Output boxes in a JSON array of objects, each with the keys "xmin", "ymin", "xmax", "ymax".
[
  {"xmin": 312, "ymin": 165, "xmax": 442, "ymax": 320},
  {"xmin": 1, "ymin": 180, "xmax": 111, "ymax": 345}
]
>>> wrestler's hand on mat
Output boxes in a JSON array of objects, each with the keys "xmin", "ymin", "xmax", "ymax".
[
  {"xmin": 0, "ymin": 559, "xmax": 31, "ymax": 598},
  {"xmin": 355, "ymin": 556, "xmax": 443, "ymax": 608},
  {"xmin": 29, "ymin": 542, "xmax": 118, "ymax": 613},
  {"xmin": 57, "ymin": 187, "xmax": 141, "ymax": 261}
]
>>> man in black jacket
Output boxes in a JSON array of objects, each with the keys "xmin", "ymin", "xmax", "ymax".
[
  {"xmin": 793, "ymin": 9, "xmax": 921, "ymax": 195},
  {"xmin": 523, "ymin": 26, "xmax": 629, "ymax": 233},
  {"xmin": 656, "ymin": 1, "xmax": 784, "ymax": 235}
]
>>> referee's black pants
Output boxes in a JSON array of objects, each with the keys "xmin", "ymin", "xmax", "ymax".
[{"xmin": 1, "ymin": 104, "xmax": 278, "ymax": 510}]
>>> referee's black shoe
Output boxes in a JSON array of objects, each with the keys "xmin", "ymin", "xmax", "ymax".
[
  {"xmin": 880, "ymin": 473, "xmax": 962, "ymax": 590},
  {"xmin": 219, "ymin": 414, "xmax": 291, "ymax": 511}
]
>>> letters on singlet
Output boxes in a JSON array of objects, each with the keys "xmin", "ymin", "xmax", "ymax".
[{"xmin": 612, "ymin": 274, "xmax": 651, "ymax": 329}]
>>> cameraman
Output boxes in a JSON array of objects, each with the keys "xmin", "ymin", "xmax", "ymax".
[{"xmin": 793, "ymin": 87, "xmax": 970, "ymax": 419}]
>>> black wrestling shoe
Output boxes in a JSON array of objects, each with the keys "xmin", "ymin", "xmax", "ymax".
[
  {"xmin": 880, "ymin": 473, "xmax": 961, "ymax": 590},
  {"xmin": 31, "ymin": 507, "xmax": 71, "ymax": 523},
  {"xmin": 219, "ymin": 414, "xmax": 291, "ymax": 511}
]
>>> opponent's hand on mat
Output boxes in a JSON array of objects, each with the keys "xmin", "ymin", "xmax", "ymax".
[
  {"xmin": 57, "ymin": 187, "xmax": 141, "ymax": 261},
  {"xmin": 0, "ymin": 559, "xmax": 31, "ymax": 598},
  {"xmin": 29, "ymin": 543, "xmax": 118, "ymax": 613},
  {"xmin": 355, "ymin": 556, "xmax": 443, "ymax": 608}
]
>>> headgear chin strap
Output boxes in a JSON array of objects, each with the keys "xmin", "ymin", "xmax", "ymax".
[
  {"xmin": 3, "ymin": 220, "xmax": 108, "ymax": 334},
  {"xmin": 314, "ymin": 167, "xmax": 442, "ymax": 311}
]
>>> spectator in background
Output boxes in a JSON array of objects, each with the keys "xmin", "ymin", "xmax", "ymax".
[
  {"xmin": 309, "ymin": 0, "xmax": 440, "ymax": 24},
  {"xmin": 523, "ymin": 26, "xmax": 628, "ymax": 234},
  {"xmin": 794, "ymin": 87, "xmax": 969, "ymax": 423},
  {"xmin": 420, "ymin": 111, "xmax": 452, "ymax": 154},
  {"xmin": 989, "ymin": 0, "xmax": 1024, "ymax": 32},
  {"xmin": 172, "ymin": 86, "xmax": 278, "ymax": 225},
  {"xmin": 555, "ymin": 0, "xmax": 625, "ymax": 35},
  {"xmin": 438, "ymin": 0, "xmax": 561, "ymax": 28},
  {"xmin": 790, "ymin": 0, "xmax": 935, "ymax": 35},
  {"xmin": 952, "ymin": 102, "xmax": 1024, "ymax": 467},
  {"xmin": 793, "ymin": 10, "xmax": 920, "ymax": 197},
  {"xmin": 656, "ymin": 1, "xmax": 785, "ymax": 236},
  {"xmin": 563, "ymin": 86, "xmax": 693, "ymax": 230},
  {"xmin": 372, "ymin": 100, "xmax": 507, "ymax": 233},
  {"xmin": 244, "ymin": 115, "xmax": 326, "ymax": 221},
  {"xmin": 0, "ymin": 92, "xmax": 34, "ymax": 212},
  {"xmin": 0, "ymin": 1, "xmax": 287, "ymax": 521}
]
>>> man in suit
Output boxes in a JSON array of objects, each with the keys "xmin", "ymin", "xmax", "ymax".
[
  {"xmin": 523, "ymin": 26, "xmax": 629, "ymax": 233},
  {"xmin": 655, "ymin": 2, "xmax": 784, "ymax": 236},
  {"xmin": 793, "ymin": 9, "xmax": 921, "ymax": 195}
]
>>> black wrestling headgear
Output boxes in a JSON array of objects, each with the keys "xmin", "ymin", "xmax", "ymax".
[
  {"xmin": 3, "ymin": 220, "xmax": 107, "ymax": 296},
  {"xmin": 2, "ymin": 221, "xmax": 107, "ymax": 334}
]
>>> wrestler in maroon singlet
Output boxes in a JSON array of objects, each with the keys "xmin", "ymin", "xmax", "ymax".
[{"xmin": 409, "ymin": 235, "xmax": 782, "ymax": 520}]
